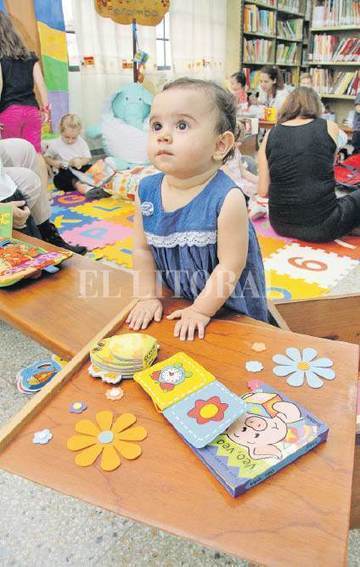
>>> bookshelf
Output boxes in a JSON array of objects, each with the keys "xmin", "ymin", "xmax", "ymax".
[
  {"xmin": 241, "ymin": 0, "xmax": 310, "ymax": 91},
  {"xmin": 308, "ymin": 0, "xmax": 360, "ymax": 121}
]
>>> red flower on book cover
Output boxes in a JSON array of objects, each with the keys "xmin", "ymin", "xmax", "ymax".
[{"xmin": 187, "ymin": 396, "xmax": 228, "ymax": 425}]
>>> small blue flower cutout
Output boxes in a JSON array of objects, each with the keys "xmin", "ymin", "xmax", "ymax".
[
  {"xmin": 272, "ymin": 347, "xmax": 335, "ymax": 389},
  {"xmin": 141, "ymin": 201, "xmax": 154, "ymax": 216}
]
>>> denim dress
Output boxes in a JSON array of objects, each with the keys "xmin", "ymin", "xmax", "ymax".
[{"xmin": 138, "ymin": 170, "xmax": 267, "ymax": 322}]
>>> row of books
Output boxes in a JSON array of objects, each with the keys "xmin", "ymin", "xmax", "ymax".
[
  {"xmin": 246, "ymin": 0, "xmax": 276, "ymax": 5},
  {"xmin": 276, "ymin": 43, "xmax": 300, "ymax": 65},
  {"xmin": 312, "ymin": 0, "xmax": 360, "ymax": 27},
  {"xmin": 244, "ymin": 5, "xmax": 276, "ymax": 35},
  {"xmin": 311, "ymin": 69, "xmax": 360, "ymax": 96},
  {"xmin": 310, "ymin": 35, "xmax": 360, "ymax": 62},
  {"xmin": 278, "ymin": 0, "xmax": 302, "ymax": 13},
  {"xmin": 277, "ymin": 18, "xmax": 303, "ymax": 40},
  {"xmin": 243, "ymin": 39, "xmax": 275, "ymax": 63}
]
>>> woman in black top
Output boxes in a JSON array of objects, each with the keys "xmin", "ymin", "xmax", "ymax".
[
  {"xmin": 258, "ymin": 87, "xmax": 360, "ymax": 242},
  {"xmin": 0, "ymin": 12, "xmax": 49, "ymax": 153}
]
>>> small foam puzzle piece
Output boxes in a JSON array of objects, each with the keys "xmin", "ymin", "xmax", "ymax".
[
  {"xmin": 265, "ymin": 269, "xmax": 329, "ymax": 301},
  {"xmin": 163, "ymin": 381, "xmax": 247, "ymax": 448},
  {"xmin": 52, "ymin": 191, "xmax": 87, "ymax": 209},
  {"xmin": 91, "ymin": 238, "xmax": 134, "ymax": 269},
  {"xmin": 33, "ymin": 429, "xmax": 52, "ymax": 444},
  {"xmin": 61, "ymin": 220, "xmax": 132, "ymax": 250},
  {"xmin": 265, "ymin": 243, "xmax": 358, "ymax": 288},
  {"xmin": 245, "ymin": 361, "xmax": 264, "ymax": 373},
  {"xmin": 257, "ymin": 234, "xmax": 288, "ymax": 259}
]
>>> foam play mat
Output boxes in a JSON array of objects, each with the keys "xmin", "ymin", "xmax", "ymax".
[{"xmin": 50, "ymin": 190, "xmax": 360, "ymax": 300}]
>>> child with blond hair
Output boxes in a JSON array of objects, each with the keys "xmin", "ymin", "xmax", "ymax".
[{"xmin": 44, "ymin": 114, "xmax": 103, "ymax": 198}]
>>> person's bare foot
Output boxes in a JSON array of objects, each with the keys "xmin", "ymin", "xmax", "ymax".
[{"xmin": 73, "ymin": 181, "xmax": 88, "ymax": 195}]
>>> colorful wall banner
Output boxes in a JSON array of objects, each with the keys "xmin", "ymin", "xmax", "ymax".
[{"xmin": 34, "ymin": 0, "xmax": 68, "ymax": 132}]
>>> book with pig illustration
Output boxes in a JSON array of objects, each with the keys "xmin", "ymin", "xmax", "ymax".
[{"xmin": 188, "ymin": 381, "xmax": 329, "ymax": 497}]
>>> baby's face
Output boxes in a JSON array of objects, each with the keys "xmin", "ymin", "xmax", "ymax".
[
  {"xmin": 147, "ymin": 87, "xmax": 220, "ymax": 178},
  {"xmin": 62, "ymin": 127, "xmax": 80, "ymax": 145}
]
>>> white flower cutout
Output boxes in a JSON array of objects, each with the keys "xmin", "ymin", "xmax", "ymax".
[
  {"xmin": 33, "ymin": 428, "xmax": 53, "ymax": 445},
  {"xmin": 272, "ymin": 347, "xmax": 335, "ymax": 389},
  {"xmin": 245, "ymin": 360, "xmax": 264, "ymax": 373}
]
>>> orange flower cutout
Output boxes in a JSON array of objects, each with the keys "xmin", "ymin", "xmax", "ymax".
[
  {"xmin": 67, "ymin": 411, "xmax": 147, "ymax": 471},
  {"xmin": 187, "ymin": 396, "xmax": 228, "ymax": 425}
]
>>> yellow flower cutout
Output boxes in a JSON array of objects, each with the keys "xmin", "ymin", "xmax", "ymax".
[{"xmin": 67, "ymin": 411, "xmax": 147, "ymax": 471}]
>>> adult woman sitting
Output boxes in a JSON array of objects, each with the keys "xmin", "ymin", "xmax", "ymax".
[
  {"xmin": 258, "ymin": 87, "xmax": 360, "ymax": 242},
  {"xmin": 252, "ymin": 65, "xmax": 289, "ymax": 111}
]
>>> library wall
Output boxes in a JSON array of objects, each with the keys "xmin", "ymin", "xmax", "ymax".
[{"xmin": 225, "ymin": 0, "xmax": 242, "ymax": 78}]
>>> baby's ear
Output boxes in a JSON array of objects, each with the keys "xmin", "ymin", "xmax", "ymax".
[{"xmin": 213, "ymin": 131, "xmax": 235, "ymax": 161}]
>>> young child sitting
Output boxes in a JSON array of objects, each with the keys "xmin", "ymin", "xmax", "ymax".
[
  {"xmin": 44, "ymin": 114, "xmax": 104, "ymax": 199},
  {"xmin": 126, "ymin": 78, "xmax": 268, "ymax": 341},
  {"xmin": 229, "ymin": 71, "xmax": 248, "ymax": 110}
]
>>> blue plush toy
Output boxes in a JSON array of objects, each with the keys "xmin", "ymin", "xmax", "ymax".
[{"xmin": 86, "ymin": 82, "xmax": 153, "ymax": 171}]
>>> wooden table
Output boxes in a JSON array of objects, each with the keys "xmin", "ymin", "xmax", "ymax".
[
  {"xmin": 0, "ymin": 306, "xmax": 358, "ymax": 566},
  {"xmin": 0, "ymin": 232, "xmax": 134, "ymax": 358}
]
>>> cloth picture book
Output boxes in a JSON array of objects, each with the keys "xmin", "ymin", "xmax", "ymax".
[
  {"xmin": 0, "ymin": 238, "xmax": 72, "ymax": 286},
  {"xmin": 134, "ymin": 352, "xmax": 247, "ymax": 448},
  {"xmin": 70, "ymin": 159, "xmax": 115, "ymax": 189},
  {"xmin": 188, "ymin": 380, "xmax": 329, "ymax": 497},
  {"xmin": 89, "ymin": 333, "xmax": 159, "ymax": 384}
]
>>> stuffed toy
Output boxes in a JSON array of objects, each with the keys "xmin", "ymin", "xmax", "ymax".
[{"xmin": 86, "ymin": 83, "xmax": 153, "ymax": 171}]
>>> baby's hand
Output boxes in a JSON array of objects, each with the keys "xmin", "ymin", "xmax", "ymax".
[
  {"xmin": 167, "ymin": 307, "xmax": 210, "ymax": 341},
  {"xmin": 126, "ymin": 298, "xmax": 163, "ymax": 330},
  {"xmin": 70, "ymin": 158, "xmax": 82, "ymax": 169}
]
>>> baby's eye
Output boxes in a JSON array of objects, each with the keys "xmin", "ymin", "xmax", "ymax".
[
  {"xmin": 152, "ymin": 122, "xmax": 162, "ymax": 131},
  {"xmin": 177, "ymin": 120, "xmax": 188, "ymax": 131}
]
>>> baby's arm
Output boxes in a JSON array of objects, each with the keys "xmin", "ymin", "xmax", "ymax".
[
  {"xmin": 168, "ymin": 189, "xmax": 248, "ymax": 340},
  {"xmin": 126, "ymin": 193, "xmax": 163, "ymax": 330},
  {"xmin": 69, "ymin": 156, "xmax": 91, "ymax": 169}
]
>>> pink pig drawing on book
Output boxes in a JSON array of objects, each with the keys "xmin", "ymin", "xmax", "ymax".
[{"xmin": 227, "ymin": 396, "xmax": 301, "ymax": 461}]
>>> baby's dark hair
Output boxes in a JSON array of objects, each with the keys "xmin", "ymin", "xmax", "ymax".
[
  {"xmin": 162, "ymin": 77, "xmax": 239, "ymax": 163},
  {"xmin": 231, "ymin": 71, "xmax": 246, "ymax": 88}
]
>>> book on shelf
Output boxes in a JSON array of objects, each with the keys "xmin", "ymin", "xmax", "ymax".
[
  {"xmin": 246, "ymin": 0, "xmax": 276, "ymax": 5},
  {"xmin": 311, "ymin": 68, "xmax": 359, "ymax": 96},
  {"xmin": 276, "ymin": 42, "xmax": 299, "ymax": 65},
  {"xmin": 243, "ymin": 38, "xmax": 274, "ymax": 63},
  {"xmin": 312, "ymin": 0, "xmax": 360, "ymax": 27},
  {"xmin": 277, "ymin": 18, "xmax": 303, "ymax": 41},
  {"xmin": 302, "ymin": 46, "xmax": 309, "ymax": 66},
  {"xmin": 244, "ymin": 5, "xmax": 276, "ymax": 35},
  {"xmin": 186, "ymin": 381, "xmax": 329, "ymax": 497},
  {"xmin": 305, "ymin": 0, "xmax": 312, "ymax": 20},
  {"xmin": 278, "ymin": 0, "xmax": 301, "ymax": 13},
  {"xmin": 310, "ymin": 35, "xmax": 360, "ymax": 63}
]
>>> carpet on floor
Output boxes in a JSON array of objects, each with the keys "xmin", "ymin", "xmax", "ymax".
[{"xmin": 50, "ymin": 189, "xmax": 360, "ymax": 300}]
